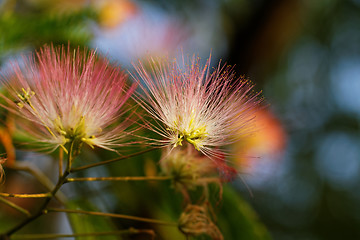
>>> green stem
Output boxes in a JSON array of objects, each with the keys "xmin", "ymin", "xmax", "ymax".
[
  {"xmin": 66, "ymin": 175, "xmax": 173, "ymax": 182},
  {"xmin": 70, "ymin": 148, "xmax": 157, "ymax": 173},
  {"xmin": 59, "ymin": 148, "xmax": 63, "ymax": 178},
  {"xmin": 0, "ymin": 196, "xmax": 31, "ymax": 217},
  {"xmin": 47, "ymin": 208, "xmax": 178, "ymax": 226},
  {"xmin": 11, "ymin": 228, "xmax": 155, "ymax": 239}
]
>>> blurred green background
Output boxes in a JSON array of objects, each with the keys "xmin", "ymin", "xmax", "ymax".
[{"xmin": 0, "ymin": 0, "xmax": 359, "ymax": 239}]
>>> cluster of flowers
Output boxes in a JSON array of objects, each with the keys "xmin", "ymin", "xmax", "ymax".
[
  {"xmin": 1, "ymin": 45, "xmax": 260, "ymax": 175},
  {"xmin": 0, "ymin": 45, "xmax": 261, "ymax": 238}
]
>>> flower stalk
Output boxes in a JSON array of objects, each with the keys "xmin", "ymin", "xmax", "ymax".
[
  {"xmin": 47, "ymin": 208, "xmax": 178, "ymax": 226},
  {"xmin": 5, "ymin": 162, "xmax": 66, "ymax": 203},
  {"xmin": 66, "ymin": 175, "xmax": 173, "ymax": 182},
  {"xmin": 0, "ymin": 196, "xmax": 31, "ymax": 217},
  {"xmin": 69, "ymin": 147, "xmax": 157, "ymax": 173},
  {"xmin": 3, "ymin": 141, "xmax": 76, "ymax": 237},
  {"xmin": 0, "ymin": 192, "xmax": 51, "ymax": 198}
]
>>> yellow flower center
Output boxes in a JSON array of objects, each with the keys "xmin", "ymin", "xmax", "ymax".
[
  {"xmin": 172, "ymin": 113, "xmax": 208, "ymax": 151},
  {"xmin": 54, "ymin": 107, "xmax": 98, "ymax": 149}
]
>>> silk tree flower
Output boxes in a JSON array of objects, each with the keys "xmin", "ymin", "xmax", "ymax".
[
  {"xmin": 0, "ymin": 45, "xmax": 136, "ymax": 153},
  {"xmin": 133, "ymin": 56, "xmax": 261, "ymax": 178}
]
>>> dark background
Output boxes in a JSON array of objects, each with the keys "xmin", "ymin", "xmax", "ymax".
[{"xmin": 0, "ymin": 0, "xmax": 359, "ymax": 239}]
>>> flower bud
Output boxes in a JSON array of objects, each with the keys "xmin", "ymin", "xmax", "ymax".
[
  {"xmin": 160, "ymin": 146, "xmax": 218, "ymax": 191},
  {"xmin": 178, "ymin": 204, "xmax": 223, "ymax": 240}
]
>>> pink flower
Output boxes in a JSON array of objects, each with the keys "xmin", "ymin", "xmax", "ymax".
[
  {"xmin": 1, "ymin": 45, "xmax": 136, "ymax": 153},
  {"xmin": 133, "ymin": 55, "xmax": 261, "ymax": 179}
]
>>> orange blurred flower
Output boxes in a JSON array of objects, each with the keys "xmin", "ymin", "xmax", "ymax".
[
  {"xmin": 97, "ymin": 0, "xmax": 138, "ymax": 28},
  {"xmin": 234, "ymin": 109, "xmax": 286, "ymax": 171},
  {"xmin": 22, "ymin": 0, "xmax": 138, "ymax": 28},
  {"xmin": 0, "ymin": 115, "xmax": 16, "ymax": 167},
  {"xmin": 0, "ymin": 128, "xmax": 15, "ymax": 166}
]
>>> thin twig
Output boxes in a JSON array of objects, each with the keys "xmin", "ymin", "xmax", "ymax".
[
  {"xmin": 0, "ymin": 192, "xmax": 51, "ymax": 198},
  {"xmin": 4, "ymin": 141, "xmax": 75, "ymax": 237},
  {"xmin": 47, "ymin": 208, "xmax": 178, "ymax": 226},
  {"xmin": 66, "ymin": 175, "xmax": 173, "ymax": 183},
  {"xmin": 0, "ymin": 196, "xmax": 31, "ymax": 216},
  {"xmin": 6, "ymin": 162, "xmax": 66, "ymax": 203},
  {"xmin": 11, "ymin": 228, "xmax": 155, "ymax": 239},
  {"xmin": 70, "ymin": 148, "xmax": 157, "ymax": 173}
]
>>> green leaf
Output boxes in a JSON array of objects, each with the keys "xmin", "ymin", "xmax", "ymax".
[
  {"xmin": 65, "ymin": 200, "xmax": 122, "ymax": 240},
  {"xmin": 0, "ymin": 8, "xmax": 95, "ymax": 60},
  {"xmin": 218, "ymin": 186, "xmax": 272, "ymax": 240}
]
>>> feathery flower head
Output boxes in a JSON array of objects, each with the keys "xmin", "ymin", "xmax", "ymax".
[
  {"xmin": 133, "ymin": 55, "xmax": 261, "ymax": 178},
  {"xmin": 1, "ymin": 45, "xmax": 136, "ymax": 153}
]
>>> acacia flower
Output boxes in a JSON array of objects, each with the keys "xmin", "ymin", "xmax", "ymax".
[
  {"xmin": 0, "ymin": 45, "xmax": 136, "ymax": 153},
  {"xmin": 133, "ymin": 55, "xmax": 261, "ymax": 178}
]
